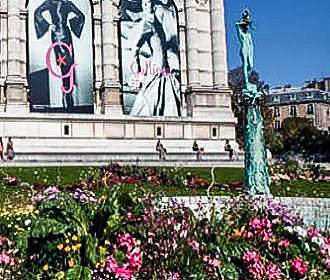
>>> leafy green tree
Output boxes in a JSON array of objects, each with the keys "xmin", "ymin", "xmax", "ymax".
[{"xmin": 281, "ymin": 117, "xmax": 322, "ymax": 156}]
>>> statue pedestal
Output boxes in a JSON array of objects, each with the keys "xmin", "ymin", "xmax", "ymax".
[
  {"xmin": 5, "ymin": 77, "xmax": 28, "ymax": 113},
  {"xmin": 100, "ymin": 84, "xmax": 123, "ymax": 116},
  {"xmin": 187, "ymin": 87, "xmax": 236, "ymax": 122}
]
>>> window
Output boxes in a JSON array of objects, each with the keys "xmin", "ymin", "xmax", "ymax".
[
  {"xmin": 156, "ymin": 126, "xmax": 162, "ymax": 137},
  {"xmin": 64, "ymin": 125, "xmax": 70, "ymax": 136},
  {"xmin": 274, "ymin": 95, "xmax": 280, "ymax": 103},
  {"xmin": 289, "ymin": 94, "xmax": 296, "ymax": 101},
  {"xmin": 307, "ymin": 104, "xmax": 314, "ymax": 115},
  {"xmin": 274, "ymin": 107, "xmax": 280, "ymax": 117},
  {"xmin": 289, "ymin": 105, "xmax": 297, "ymax": 116},
  {"xmin": 306, "ymin": 92, "xmax": 313, "ymax": 99},
  {"xmin": 212, "ymin": 127, "xmax": 217, "ymax": 137},
  {"xmin": 274, "ymin": 121, "xmax": 281, "ymax": 131}
]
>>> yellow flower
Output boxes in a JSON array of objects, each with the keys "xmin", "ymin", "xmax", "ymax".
[
  {"xmin": 232, "ymin": 228, "xmax": 241, "ymax": 238},
  {"xmin": 55, "ymin": 271, "xmax": 65, "ymax": 279},
  {"xmin": 104, "ymin": 240, "xmax": 110, "ymax": 246},
  {"xmin": 72, "ymin": 245, "xmax": 79, "ymax": 252},
  {"xmin": 57, "ymin": 244, "xmax": 64, "ymax": 250},
  {"xmin": 64, "ymin": 246, "xmax": 71, "ymax": 253},
  {"xmin": 68, "ymin": 258, "xmax": 75, "ymax": 267},
  {"xmin": 42, "ymin": 264, "xmax": 49, "ymax": 271},
  {"xmin": 72, "ymin": 235, "xmax": 78, "ymax": 241},
  {"xmin": 76, "ymin": 243, "xmax": 81, "ymax": 249},
  {"xmin": 65, "ymin": 239, "xmax": 70, "ymax": 244}
]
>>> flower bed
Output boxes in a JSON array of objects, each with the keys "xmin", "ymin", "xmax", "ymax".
[
  {"xmin": 0, "ymin": 177, "xmax": 330, "ymax": 279},
  {"xmin": 0, "ymin": 163, "xmax": 330, "ymax": 279}
]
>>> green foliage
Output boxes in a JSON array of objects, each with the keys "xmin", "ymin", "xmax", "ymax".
[{"xmin": 271, "ymin": 117, "xmax": 330, "ymax": 157}]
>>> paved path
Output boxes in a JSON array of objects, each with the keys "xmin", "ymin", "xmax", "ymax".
[
  {"xmin": 1, "ymin": 161, "xmax": 330, "ymax": 169},
  {"xmin": 0, "ymin": 160, "xmax": 244, "ymax": 168}
]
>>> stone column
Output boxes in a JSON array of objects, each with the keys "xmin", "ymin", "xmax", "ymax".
[
  {"xmin": 100, "ymin": 0, "xmax": 122, "ymax": 116},
  {"xmin": 0, "ymin": 81, "xmax": 5, "ymax": 112},
  {"xmin": 210, "ymin": 0, "xmax": 228, "ymax": 87},
  {"xmin": 5, "ymin": 0, "xmax": 27, "ymax": 113},
  {"xmin": 185, "ymin": 0, "xmax": 200, "ymax": 87}
]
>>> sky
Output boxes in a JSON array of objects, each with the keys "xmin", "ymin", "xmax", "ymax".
[{"xmin": 225, "ymin": 0, "xmax": 330, "ymax": 87}]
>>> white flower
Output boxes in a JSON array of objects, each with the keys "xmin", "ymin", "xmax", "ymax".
[
  {"xmin": 294, "ymin": 226, "xmax": 307, "ymax": 238},
  {"xmin": 285, "ymin": 226, "xmax": 294, "ymax": 233},
  {"xmin": 25, "ymin": 219, "xmax": 31, "ymax": 226},
  {"xmin": 304, "ymin": 242, "xmax": 310, "ymax": 252},
  {"xmin": 312, "ymin": 237, "xmax": 324, "ymax": 247}
]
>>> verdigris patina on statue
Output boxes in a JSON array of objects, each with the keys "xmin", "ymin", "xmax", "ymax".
[{"xmin": 236, "ymin": 9, "xmax": 271, "ymax": 195}]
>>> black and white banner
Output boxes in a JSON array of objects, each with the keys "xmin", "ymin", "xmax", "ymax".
[
  {"xmin": 120, "ymin": 0, "xmax": 181, "ymax": 116},
  {"xmin": 28, "ymin": 0, "xmax": 94, "ymax": 113}
]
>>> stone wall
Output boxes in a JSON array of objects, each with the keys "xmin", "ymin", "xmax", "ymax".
[{"xmin": 163, "ymin": 196, "xmax": 330, "ymax": 231}]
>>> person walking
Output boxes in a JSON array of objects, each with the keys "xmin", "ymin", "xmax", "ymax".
[
  {"xmin": 156, "ymin": 139, "xmax": 167, "ymax": 161},
  {"xmin": 224, "ymin": 140, "xmax": 233, "ymax": 160},
  {"xmin": 192, "ymin": 140, "xmax": 203, "ymax": 161},
  {"xmin": 0, "ymin": 137, "xmax": 4, "ymax": 161},
  {"xmin": 6, "ymin": 137, "xmax": 15, "ymax": 161},
  {"xmin": 159, "ymin": 144, "xmax": 167, "ymax": 161}
]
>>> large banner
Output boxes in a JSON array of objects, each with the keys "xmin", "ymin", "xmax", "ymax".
[
  {"xmin": 28, "ymin": 0, "xmax": 94, "ymax": 113},
  {"xmin": 121, "ymin": 0, "xmax": 181, "ymax": 117}
]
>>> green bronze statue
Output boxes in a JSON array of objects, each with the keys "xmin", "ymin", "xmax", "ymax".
[{"xmin": 236, "ymin": 9, "xmax": 271, "ymax": 195}]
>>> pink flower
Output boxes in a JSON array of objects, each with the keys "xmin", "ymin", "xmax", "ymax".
[
  {"xmin": 170, "ymin": 272, "xmax": 181, "ymax": 279},
  {"xmin": 0, "ymin": 252, "xmax": 15, "ymax": 266},
  {"xmin": 291, "ymin": 256, "xmax": 308, "ymax": 276},
  {"xmin": 202, "ymin": 256, "xmax": 221, "ymax": 267},
  {"xmin": 266, "ymin": 263, "xmax": 283, "ymax": 280},
  {"xmin": 243, "ymin": 251, "xmax": 265, "ymax": 279},
  {"xmin": 243, "ymin": 218, "xmax": 273, "ymax": 242},
  {"xmin": 104, "ymin": 233, "xmax": 142, "ymax": 280},
  {"xmin": 188, "ymin": 240, "xmax": 200, "ymax": 252},
  {"xmin": 307, "ymin": 228, "xmax": 321, "ymax": 238},
  {"xmin": 324, "ymin": 259, "xmax": 330, "ymax": 269},
  {"xmin": 320, "ymin": 236, "xmax": 330, "ymax": 256},
  {"xmin": 278, "ymin": 239, "xmax": 290, "ymax": 247}
]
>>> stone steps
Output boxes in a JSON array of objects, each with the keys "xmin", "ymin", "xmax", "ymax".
[{"xmin": 6, "ymin": 138, "xmax": 243, "ymax": 162}]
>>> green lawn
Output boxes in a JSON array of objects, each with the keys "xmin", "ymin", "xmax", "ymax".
[
  {"xmin": 3, "ymin": 166, "xmax": 99, "ymax": 185},
  {"xmin": 1, "ymin": 166, "xmax": 330, "ymax": 198},
  {"xmin": 3, "ymin": 166, "xmax": 243, "ymax": 185}
]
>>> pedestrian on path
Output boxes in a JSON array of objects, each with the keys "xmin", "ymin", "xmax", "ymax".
[
  {"xmin": 224, "ymin": 140, "xmax": 239, "ymax": 161},
  {"xmin": 192, "ymin": 140, "xmax": 203, "ymax": 161},
  {"xmin": 6, "ymin": 137, "xmax": 15, "ymax": 161},
  {"xmin": 156, "ymin": 140, "xmax": 167, "ymax": 161},
  {"xmin": 0, "ymin": 137, "xmax": 4, "ymax": 161}
]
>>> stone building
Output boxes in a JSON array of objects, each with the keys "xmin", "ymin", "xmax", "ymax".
[
  {"xmin": 267, "ymin": 86, "xmax": 330, "ymax": 132},
  {"xmin": 0, "ymin": 0, "xmax": 237, "ymax": 161}
]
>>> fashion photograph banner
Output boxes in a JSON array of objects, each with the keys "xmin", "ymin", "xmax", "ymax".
[
  {"xmin": 28, "ymin": 0, "xmax": 94, "ymax": 113},
  {"xmin": 120, "ymin": 0, "xmax": 181, "ymax": 117}
]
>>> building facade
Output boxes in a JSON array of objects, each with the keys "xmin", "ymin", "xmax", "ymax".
[
  {"xmin": 267, "ymin": 86, "xmax": 330, "ymax": 132},
  {"xmin": 0, "ymin": 0, "xmax": 236, "ymax": 161}
]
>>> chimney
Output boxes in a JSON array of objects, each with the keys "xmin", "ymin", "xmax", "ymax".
[{"xmin": 324, "ymin": 78, "xmax": 330, "ymax": 92}]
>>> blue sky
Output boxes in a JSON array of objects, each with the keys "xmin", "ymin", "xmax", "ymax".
[{"xmin": 225, "ymin": 0, "xmax": 330, "ymax": 87}]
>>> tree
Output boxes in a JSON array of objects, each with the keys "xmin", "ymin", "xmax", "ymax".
[
  {"xmin": 228, "ymin": 67, "xmax": 273, "ymax": 148},
  {"xmin": 281, "ymin": 117, "xmax": 322, "ymax": 156}
]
